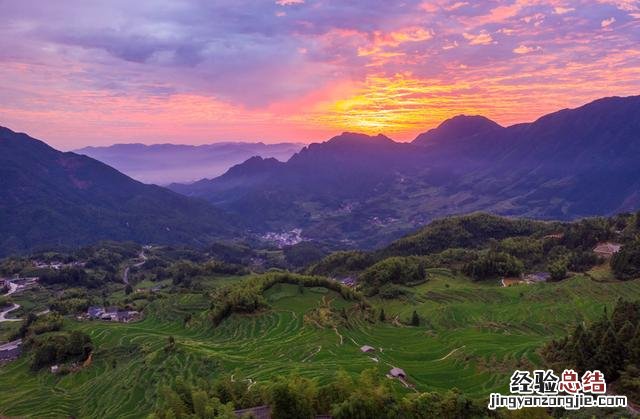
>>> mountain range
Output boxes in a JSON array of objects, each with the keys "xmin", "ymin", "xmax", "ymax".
[
  {"xmin": 75, "ymin": 142, "xmax": 304, "ymax": 185},
  {"xmin": 0, "ymin": 127, "xmax": 237, "ymax": 257},
  {"xmin": 2, "ymin": 95, "xmax": 639, "ymax": 256},
  {"xmin": 170, "ymin": 95, "xmax": 640, "ymax": 248}
]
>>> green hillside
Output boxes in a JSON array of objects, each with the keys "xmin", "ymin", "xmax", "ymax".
[{"xmin": 2, "ymin": 270, "xmax": 639, "ymax": 418}]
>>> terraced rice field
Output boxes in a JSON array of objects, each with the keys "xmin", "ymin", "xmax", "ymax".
[{"xmin": 1, "ymin": 272, "xmax": 640, "ymax": 418}]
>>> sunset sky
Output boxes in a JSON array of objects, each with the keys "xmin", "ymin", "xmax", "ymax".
[{"xmin": 1, "ymin": 0, "xmax": 639, "ymax": 149}]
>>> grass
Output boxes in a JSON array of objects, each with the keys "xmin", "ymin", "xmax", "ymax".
[{"xmin": 1, "ymin": 273, "xmax": 640, "ymax": 418}]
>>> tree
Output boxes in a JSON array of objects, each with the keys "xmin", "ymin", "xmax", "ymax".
[
  {"xmin": 548, "ymin": 259, "xmax": 568, "ymax": 281},
  {"xmin": 165, "ymin": 336, "xmax": 176, "ymax": 353},
  {"xmin": 125, "ymin": 284, "xmax": 133, "ymax": 295},
  {"xmin": 270, "ymin": 378, "xmax": 315, "ymax": 419},
  {"xmin": 379, "ymin": 308, "xmax": 386, "ymax": 322},
  {"xmin": 411, "ymin": 310, "xmax": 420, "ymax": 326}
]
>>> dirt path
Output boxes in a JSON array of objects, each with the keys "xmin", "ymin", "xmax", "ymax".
[
  {"xmin": 333, "ymin": 326, "xmax": 344, "ymax": 345},
  {"xmin": 302, "ymin": 345, "xmax": 322, "ymax": 362},
  {"xmin": 437, "ymin": 345, "xmax": 466, "ymax": 361}
]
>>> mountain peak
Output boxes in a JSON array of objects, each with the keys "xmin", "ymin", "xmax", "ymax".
[
  {"xmin": 326, "ymin": 132, "xmax": 396, "ymax": 146},
  {"xmin": 223, "ymin": 155, "xmax": 284, "ymax": 177},
  {"xmin": 413, "ymin": 115, "xmax": 502, "ymax": 146}
]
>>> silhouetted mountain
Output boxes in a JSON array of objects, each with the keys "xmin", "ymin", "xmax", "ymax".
[
  {"xmin": 75, "ymin": 141, "xmax": 304, "ymax": 184},
  {"xmin": 412, "ymin": 115, "xmax": 503, "ymax": 146},
  {"xmin": 170, "ymin": 156, "xmax": 285, "ymax": 197},
  {"xmin": 0, "ymin": 126, "xmax": 238, "ymax": 256},
  {"xmin": 170, "ymin": 96, "xmax": 640, "ymax": 249}
]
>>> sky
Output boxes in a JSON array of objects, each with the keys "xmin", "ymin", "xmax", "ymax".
[{"xmin": 1, "ymin": 0, "xmax": 639, "ymax": 149}]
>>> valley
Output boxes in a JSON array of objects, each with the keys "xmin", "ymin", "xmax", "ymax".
[{"xmin": 1, "ymin": 213, "xmax": 639, "ymax": 417}]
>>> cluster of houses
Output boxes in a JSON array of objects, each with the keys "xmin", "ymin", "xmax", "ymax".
[
  {"xmin": 261, "ymin": 229, "xmax": 304, "ymax": 248},
  {"xmin": 84, "ymin": 306, "xmax": 139, "ymax": 323},
  {"xmin": 0, "ymin": 339, "xmax": 22, "ymax": 363},
  {"xmin": 33, "ymin": 260, "xmax": 85, "ymax": 270},
  {"xmin": 334, "ymin": 277, "xmax": 357, "ymax": 288}
]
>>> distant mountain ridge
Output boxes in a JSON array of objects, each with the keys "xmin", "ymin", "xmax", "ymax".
[
  {"xmin": 76, "ymin": 141, "xmax": 304, "ymax": 185},
  {"xmin": 412, "ymin": 115, "xmax": 503, "ymax": 146},
  {"xmin": 0, "ymin": 127, "xmax": 239, "ymax": 256},
  {"xmin": 170, "ymin": 95, "xmax": 640, "ymax": 248}
]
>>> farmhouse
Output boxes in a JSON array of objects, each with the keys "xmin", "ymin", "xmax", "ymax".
[
  {"xmin": 360, "ymin": 345, "xmax": 375, "ymax": 353},
  {"xmin": 389, "ymin": 367, "xmax": 406, "ymax": 378},
  {"xmin": 87, "ymin": 306, "xmax": 103, "ymax": 319},
  {"xmin": 0, "ymin": 339, "xmax": 22, "ymax": 362},
  {"xmin": 339, "ymin": 277, "xmax": 357, "ymax": 287},
  {"xmin": 593, "ymin": 242, "xmax": 622, "ymax": 259}
]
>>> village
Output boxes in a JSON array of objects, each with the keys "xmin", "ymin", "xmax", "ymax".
[{"xmin": 82, "ymin": 306, "xmax": 140, "ymax": 323}]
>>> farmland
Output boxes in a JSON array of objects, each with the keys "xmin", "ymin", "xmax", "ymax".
[{"xmin": 1, "ymin": 270, "xmax": 639, "ymax": 418}]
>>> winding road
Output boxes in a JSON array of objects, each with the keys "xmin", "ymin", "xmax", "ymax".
[
  {"xmin": 0, "ymin": 303, "xmax": 21, "ymax": 322},
  {"xmin": 122, "ymin": 248, "xmax": 148, "ymax": 285},
  {"xmin": 1, "ymin": 281, "xmax": 21, "ymax": 322}
]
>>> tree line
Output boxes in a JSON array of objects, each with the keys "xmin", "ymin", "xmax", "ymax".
[{"xmin": 541, "ymin": 299, "xmax": 640, "ymax": 403}]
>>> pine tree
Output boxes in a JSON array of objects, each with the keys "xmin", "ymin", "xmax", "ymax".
[
  {"xmin": 411, "ymin": 310, "xmax": 420, "ymax": 326},
  {"xmin": 571, "ymin": 324, "xmax": 594, "ymax": 373},
  {"xmin": 379, "ymin": 308, "xmax": 386, "ymax": 322},
  {"xmin": 617, "ymin": 321, "xmax": 636, "ymax": 358},
  {"xmin": 611, "ymin": 299, "xmax": 639, "ymax": 332},
  {"xmin": 594, "ymin": 327, "xmax": 625, "ymax": 380},
  {"xmin": 628, "ymin": 326, "xmax": 640, "ymax": 365}
]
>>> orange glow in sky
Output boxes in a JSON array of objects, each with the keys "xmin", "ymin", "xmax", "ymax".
[{"xmin": 1, "ymin": 0, "xmax": 639, "ymax": 148}]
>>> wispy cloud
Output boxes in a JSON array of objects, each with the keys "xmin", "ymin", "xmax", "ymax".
[
  {"xmin": 601, "ymin": 17, "xmax": 616, "ymax": 27},
  {"xmin": 513, "ymin": 44, "xmax": 543, "ymax": 54},
  {"xmin": 463, "ymin": 31, "xmax": 494, "ymax": 45},
  {"xmin": 276, "ymin": 0, "xmax": 304, "ymax": 5},
  {"xmin": 553, "ymin": 6, "xmax": 575, "ymax": 15},
  {"xmin": 0, "ymin": 0, "xmax": 639, "ymax": 147}
]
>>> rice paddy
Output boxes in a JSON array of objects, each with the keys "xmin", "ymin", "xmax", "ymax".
[{"xmin": 1, "ymin": 271, "xmax": 640, "ymax": 418}]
